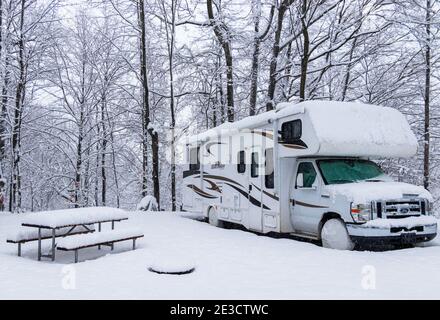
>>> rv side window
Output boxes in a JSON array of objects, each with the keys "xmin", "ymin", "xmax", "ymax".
[
  {"xmin": 265, "ymin": 148, "xmax": 274, "ymax": 188},
  {"xmin": 189, "ymin": 147, "xmax": 200, "ymax": 171},
  {"xmin": 237, "ymin": 150, "xmax": 246, "ymax": 173},
  {"xmin": 251, "ymin": 152, "xmax": 259, "ymax": 177},
  {"xmin": 296, "ymin": 162, "xmax": 317, "ymax": 188},
  {"xmin": 281, "ymin": 120, "xmax": 302, "ymax": 142}
]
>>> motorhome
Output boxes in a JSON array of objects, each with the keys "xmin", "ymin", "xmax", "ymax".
[{"xmin": 181, "ymin": 101, "xmax": 437, "ymax": 250}]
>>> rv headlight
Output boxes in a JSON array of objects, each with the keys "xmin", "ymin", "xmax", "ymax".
[{"xmin": 351, "ymin": 203, "xmax": 371, "ymax": 223}]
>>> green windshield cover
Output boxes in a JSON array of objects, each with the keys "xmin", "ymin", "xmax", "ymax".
[{"xmin": 317, "ymin": 159, "xmax": 383, "ymax": 185}]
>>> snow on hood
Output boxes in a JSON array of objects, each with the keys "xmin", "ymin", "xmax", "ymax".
[{"xmin": 325, "ymin": 181, "xmax": 433, "ymax": 204}]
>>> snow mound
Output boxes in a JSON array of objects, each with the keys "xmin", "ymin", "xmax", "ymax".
[
  {"xmin": 21, "ymin": 207, "xmax": 128, "ymax": 228},
  {"xmin": 136, "ymin": 196, "xmax": 158, "ymax": 211},
  {"xmin": 57, "ymin": 228, "xmax": 144, "ymax": 249},
  {"xmin": 148, "ymin": 253, "xmax": 196, "ymax": 275},
  {"xmin": 321, "ymin": 219, "xmax": 354, "ymax": 250},
  {"xmin": 177, "ymin": 211, "xmax": 205, "ymax": 221},
  {"xmin": 326, "ymin": 181, "xmax": 432, "ymax": 204},
  {"xmin": 364, "ymin": 216, "xmax": 438, "ymax": 229}
]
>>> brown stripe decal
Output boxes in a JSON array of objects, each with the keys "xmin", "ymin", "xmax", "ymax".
[
  {"xmin": 195, "ymin": 174, "xmax": 244, "ymax": 188},
  {"xmin": 203, "ymin": 179, "xmax": 222, "ymax": 193},
  {"xmin": 187, "ymin": 184, "xmax": 218, "ymax": 199},
  {"xmin": 291, "ymin": 199, "xmax": 328, "ymax": 208},
  {"xmin": 252, "ymin": 183, "xmax": 279, "ymax": 201},
  {"xmin": 205, "ymin": 141, "xmax": 224, "ymax": 156},
  {"xmin": 281, "ymin": 143, "xmax": 308, "ymax": 149},
  {"xmin": 225, "ymin": 183, "xmax": 271, "ymax": 210},
  {"xmin": 251, "ymin": 130, "xmax": 274, "ymax": 140}
]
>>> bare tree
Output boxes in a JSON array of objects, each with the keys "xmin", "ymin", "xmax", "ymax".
[
  {"xmin": 138, "ymin": 0, "xmax": 160, "ymax": 207},
  {"xmin": 207, "ymin": 0, "xmax": 234, "ymax": 122},
  {"xmin": 265, "ymin": 0, "xmax": 294, "ymax": 111},
  {"xmin": 249, "ymin": 0, "xmax": 274, "ymax": 115}
]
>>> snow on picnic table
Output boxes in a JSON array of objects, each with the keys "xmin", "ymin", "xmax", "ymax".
[
  {"xmin": 57, "ymin": 228, "xmax": 144, "ymax": 250},
  {"xmin": 6, "ymin": 224, "xmax": 95, "ymax": 242},
  {"xmin": 1, "ymin": 208, "xmax": 440, "ymax": 299},
  {"xmin": 21, "ymin": 207, "xmax": 128, "ymax": 228}
]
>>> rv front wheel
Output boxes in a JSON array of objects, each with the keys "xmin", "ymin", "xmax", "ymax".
[
  {"xmin": 208, "ymin": 207, "xmax": 224, "ymax": 228},
  {"xmin": 321, "ymin": 218, "xmax": 354, "ymax": 250}
]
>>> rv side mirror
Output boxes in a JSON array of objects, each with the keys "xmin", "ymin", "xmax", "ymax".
[{"xmin": 296, "ymin": 173, "xmax": 304, "ymax": 188}]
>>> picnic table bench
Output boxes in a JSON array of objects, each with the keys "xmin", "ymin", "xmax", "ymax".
[
  {"xmin": 57, "ymin": 229, "xmax": 144, "ymax": 263},
  {"xmin": 6, "ymin": 224, "xmax": 95, "ymax": 257},
  {"xmin": 6, "ymin": 208, "xmax": 142, "ymax": 262}
]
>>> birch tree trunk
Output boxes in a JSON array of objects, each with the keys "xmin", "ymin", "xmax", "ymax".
[
  {"xmin": 423, "ymin": 0, "xmax": 431, "ymax": 190},
  {"xmin": 9, "ymin": 0, "xmax": 26, "ymax": 212},
  {"xmin": 101, "ymin": 92, "xmax": 107, "ymax": 206},
  {"xmin": 74, "ymin": 56, "xmax": 87, "ymax": 208}
]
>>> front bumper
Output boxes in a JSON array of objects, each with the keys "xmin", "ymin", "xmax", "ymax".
[{"xmin": 347, "ymin": 221, "xmax": 437, "ymax": 245}]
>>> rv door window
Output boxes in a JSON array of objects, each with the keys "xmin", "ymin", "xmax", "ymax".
[
  {"xmin": 296, "ymin": 162, "xmax": 317, "ymax": 188},
  {"xmin": 281, "ymin": 120, "xmax": 302, "ymax": 142},
  {"xmin": 265, "ymin": 148, "xmax": 274, "ymax": 188},
  {"xmin": 251, "ymin": 152, "xmax": 259, "ymax": 178},
  {"xmin": 189, "ymin": 147, "xmax": 200, "ymax": 171},
  {"xmin": 237, "ymin": 150, "xmax": 246, "ymax": 173}
]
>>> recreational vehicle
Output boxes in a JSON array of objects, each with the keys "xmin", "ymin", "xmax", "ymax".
[{"xmin": 181, "ymin": 101, "xmax": 437, "ymax": 250}]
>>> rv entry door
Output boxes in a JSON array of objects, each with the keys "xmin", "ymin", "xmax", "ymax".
[{"xmin": 248, "ymin": 146, "xmax": 263, "ymax": 231}]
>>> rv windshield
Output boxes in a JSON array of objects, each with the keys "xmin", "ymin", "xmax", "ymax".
[{"xmin": 317, "ymin": 159, "xmax": 385, "ymax": 185}]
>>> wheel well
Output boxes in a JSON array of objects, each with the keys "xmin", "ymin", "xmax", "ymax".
[
  {"xmin": 206, "ymin": 205, "xmax": 215, "ymax": 217},
  {"xmin": 318, "ymin": 212, "xmax": 342, "ymax": 239}
]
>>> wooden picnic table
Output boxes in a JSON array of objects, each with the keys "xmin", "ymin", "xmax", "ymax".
[{"xmin": 20, "ymin": 211, "xmax": 129, "ymax": 261}]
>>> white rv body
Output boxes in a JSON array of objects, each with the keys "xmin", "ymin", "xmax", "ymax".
[{"xmin": 181, "ymin": 101, "xmax": 437, "ymax": 248}]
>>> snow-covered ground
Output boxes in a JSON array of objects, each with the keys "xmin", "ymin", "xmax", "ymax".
[{"xmin": 1, "ymin": 209, "xmax": 440, "ymax": 299}]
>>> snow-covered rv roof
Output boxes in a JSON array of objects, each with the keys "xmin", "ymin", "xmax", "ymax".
[
  {"xmin": 187, "ymin": 101, "xmax": 418, "ymax": 158},
  {"xmin": 296, "ymin": 101, "xmax": 418, "ymax": 158}
]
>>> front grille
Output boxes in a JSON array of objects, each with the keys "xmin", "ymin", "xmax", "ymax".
[
  {"xmin": 373, "ymin": 198, "xmax": 426, "ymax": 219},
  {"xmin": 376, "ymin": 202, "xmax": 382, "ymax": 218},
  {"xmin": 387, "ymin": 215, "xmax": 419, "ymax": 219},
  {"xmin": 391, "ymin": 226, "xmax": 424, "ymax": 233}
]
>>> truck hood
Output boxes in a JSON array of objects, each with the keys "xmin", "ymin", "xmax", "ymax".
[{"xmin": 325, "ymin": 181, "xmax": 433, "ymax": 204}]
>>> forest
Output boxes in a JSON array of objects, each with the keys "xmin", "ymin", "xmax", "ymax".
[{"xmin": 0, "ymin": 0, "xmax": 438, "ymax": 212}]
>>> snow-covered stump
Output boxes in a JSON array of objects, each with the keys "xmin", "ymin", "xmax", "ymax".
[{"xmin": 136, "ymin": 195, "xmax": 158, "ymax": 212}]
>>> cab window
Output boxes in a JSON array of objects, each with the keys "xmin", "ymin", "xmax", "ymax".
[
  {"xmin": 281, "ymin": 120, "xmax": 302, "ymax": 142},
  {"xmin": 296, "ymin": 162, "xmax": 317, "ymax": 188}
]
